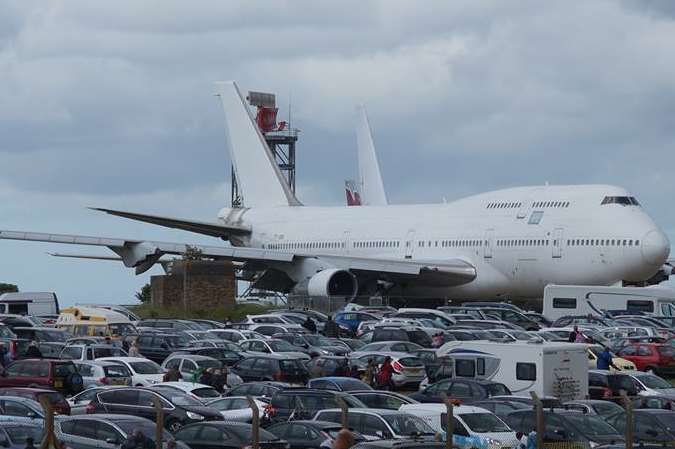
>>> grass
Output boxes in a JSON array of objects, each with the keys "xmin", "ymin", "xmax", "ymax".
[{"xmin": 130, "ymin": 302, "xmax": 272, "ymax": 322}]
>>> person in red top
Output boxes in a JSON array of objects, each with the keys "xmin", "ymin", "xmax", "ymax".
[{"xmin": 377, "ymin": 356, "xmax": 394, "ymax": 390}]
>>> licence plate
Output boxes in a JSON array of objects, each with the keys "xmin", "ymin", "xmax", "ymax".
[{"xmin": 54, "ymin": 380, "xmax": 63, "ymax": 389}]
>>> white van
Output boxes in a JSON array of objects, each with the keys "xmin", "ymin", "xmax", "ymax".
[
  {"xmin": 437, "ymin": 341, "xmax": 589, "ymax": 401},
  {"xmin": 543, "ymin": 284, "xmax": 675, "ymax": 321},
  {"xmin": 400, "ymin": 403, "xmax": 517, "ymax": 449},
  {"xmin": 0, "ymin": 292, "xmax": 59, "ymax": 315}
]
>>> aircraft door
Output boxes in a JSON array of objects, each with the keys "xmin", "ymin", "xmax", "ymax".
[
  {"xmin": 404, "ymin": 230, "xmax": 415, "ymax": 259},
  {"xmin": 483, "ymin": 229, "xmax": 494, "ymax": 259},
  {"xmin": 343, "ymin": 231, "xmax": 351, "ymax": 254},
  {"xmin": 552, "ymin": 228, "xmax": 564, "ymax": 258}
]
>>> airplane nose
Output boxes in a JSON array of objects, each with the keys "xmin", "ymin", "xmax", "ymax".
[{"xmin": 641, "ymin": 229, "xmax": 670, "ymax": 265}]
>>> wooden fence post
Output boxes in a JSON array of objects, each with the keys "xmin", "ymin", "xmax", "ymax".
[
  {"xmin": 530, "ymin": 391, "xmax": 544, "ymax": 449},
  {"xmin": 246, "ymin": 396, "xmax": 260, "ymax": 449}
]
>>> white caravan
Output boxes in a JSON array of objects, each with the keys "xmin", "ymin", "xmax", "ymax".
[
  {"xmin": 0, "ymin": 81, "xmax": 670, "ymax": 302},
  {"xmin": 437, "ymin": 341, "xmax": 588, "ymax": 401},
  {"xmin": 543, "ymin": 284, "xmax": 675, "ymax": 321},
  {"xmin": 0, "ymin": 292, "xmax": 59, "ymax": 315}
]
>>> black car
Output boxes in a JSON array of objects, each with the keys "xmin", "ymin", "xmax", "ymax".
[
  {"xmin": 136, "ymin": 333, "xmax": 190, "ymax": 363},
  {"xmin": 267, "ymin": 420, "xmax": 366, "ymax": 449},
  {"xmin": 169, "ymin": 344, "xmax": 245, "ymax": 366},
  {"xmin": 505, "ymin": 409, "xmax": 624, "ymax": 446},
  {"xmin": 88, "ymin": 387, "xmax": 223, "ymax": 432},
  {"xmin": 306, "ymin": 356, "xmax": 353, "ymax": 378},
  {"xmin": 588, "ymin": 370, "xmax": 641, "ymax": 401},
  {"xmin": 231, "ymin": 355, "xmax": 309, "ymax": 383},
  {"xmin": 349, "ymin": 390, "xmax": 418, "ymax": 410},
  {"xmin": 605, "ymin": 409, "xmax": 675, "ymax": 443},
  {"xmin": 174, "ymin": 422, "xmax": 288, "ymax": 449},
  {"xmin": 370, "ymin": 327, "xmax": 432, "ymax": 348},
  {"xmin": 409, "ymin": 379, "xmax": 511, "ymax": 403},
  {"xmin": 273, "ymin": 333, "xmax": 349, "ymax": 356},
  {"xmin": 224, "ymin": 382, "xmax": 290, "ymax": 400},
  {"xmin": 266, "ymin": 388, "xmax": 366, "ymax": 423},
  {"xmin": 470, "ymin": 399, "xmax": 529, "ymax": 419}
]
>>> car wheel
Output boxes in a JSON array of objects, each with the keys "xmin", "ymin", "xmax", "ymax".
[{"xmin": 167, "ymin": 420, "xmax": 183, "ymax": 433}]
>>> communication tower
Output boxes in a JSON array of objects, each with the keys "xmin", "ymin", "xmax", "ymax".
[{"xmin": 231, "ymin": 91, "xmax": 299, "ymax": 207}]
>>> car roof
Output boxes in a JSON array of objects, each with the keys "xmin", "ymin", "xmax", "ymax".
[
  {"xmin": 311, "ymin": 377, "xmax": 362, "ymax": 383},
  {"xmin": 318, "ymin": 408, "xmax": 405, "ymax": 416},
  {"xmin": 401, "ymin": 403, "xmax": 490, "ymax": 414}
]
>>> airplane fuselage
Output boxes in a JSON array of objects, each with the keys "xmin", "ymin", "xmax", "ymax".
[{"xmin": 220, "ymin": 184, "xmax": 670, "ymax": 299}]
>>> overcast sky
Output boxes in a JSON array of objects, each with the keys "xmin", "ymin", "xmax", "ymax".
[{"xmin": 1, "ymin": 0, "xmax": 675, "ymax": 306}]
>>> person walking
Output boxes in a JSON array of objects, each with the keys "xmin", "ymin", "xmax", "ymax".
[
  {"xmin": 128, "ymin": 340, "xmax": 140, "ymax": 357},
  {"xmin": 596, "ymin": 347, "xmax": 619, "ymax": 370},
  {"xmin": 362, "ymin": 358, "xmax": 377, "ymax": 387},
  {"xmin": 25, "ymin": 341, "xmax": 42, "ymax": 358},
  {"xmin": 302, "ymin": 316, "xmax": 317, "ymax": 333},
  {"xmin": 377, "ymin": 356, "xmax": 394, "ymax": 391},
  {"xmin": 324, "ymin": 315, "xmax": 339, "ymax": 338},
  {"xmin": 568, "ymin": 326, "xmax": 584, "ymax": 343},
  {"xmin": 163, "ymin": 367, "xmax": 182, "ymax": 382}
]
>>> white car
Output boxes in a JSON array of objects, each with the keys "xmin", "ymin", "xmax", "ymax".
[
  {"xmin": 152, "ymin": 381, "xmax": 222, "ymax": 403},
  {"xmin": 161, "ymin": 354, "xmax": 244, "ymax": 386},
  {"xmin": 400, "ymin": 404, "xmax": 517, "ymax": 447},
  {"xmin": 207, "ymin": 396, "xmax": 267, "ymax": 422},
  {"xmin": 97, "ymin": 356, "xmax": 165, "ymax": 386}
]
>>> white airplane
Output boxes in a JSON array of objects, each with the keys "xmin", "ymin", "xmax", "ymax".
[
  {"xmin": 354, "ymin": 105, "xmax": 388, "ymax": 207},
  {"xmin": 0, "ymin": 81, "xmax": 671, "ymax": 301}
]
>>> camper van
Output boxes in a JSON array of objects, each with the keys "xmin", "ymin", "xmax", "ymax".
[
  {"xmin": 437, "ymin": 341, "xmax": 588, "ymax": 401},
  {"xmin": 56, "ymin": 306, "xmax": 137, "ymax": 340},
  {"xmin": 543, "ymin": 284, "xmax": 675, "ymax": 321},
  {"xmin": 0, "ymin": 292, "xmax": 59, "ymax": 315}
]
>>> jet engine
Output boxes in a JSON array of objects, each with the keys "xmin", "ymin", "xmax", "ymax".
[{"xmin": 294, "ymin": 269, "xmax": 358, "ymax": 299}]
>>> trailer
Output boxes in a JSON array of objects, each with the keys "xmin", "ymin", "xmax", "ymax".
[
  {"xmin": 437, "ymin": 341, "xmax": 588, "ymax": 401},
  {"xmin": 0, "ymin": 292, "xmax": 59, "ymax": 315},
  {"xmin": 542, "ymin": 284, "xmax": 675, "ymax": 321}
]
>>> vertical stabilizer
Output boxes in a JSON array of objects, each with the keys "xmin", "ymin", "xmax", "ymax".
[
  {"xmin": 215, "ymin": 81, "xmax": 301, "ymax": 207},
  {"xmin": 345, "ymin": 180, "xmax": 362, "ymax": 206},
  {"xmin": 356, "ymin": 105, "xmax": 388, "ymax": 206}
]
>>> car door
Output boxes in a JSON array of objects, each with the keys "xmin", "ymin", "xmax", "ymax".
[
  {"xmin": 192, "ymin": 424, "xmax": 231, "ymax": 449},
  {"xmin": 181, "ymin": 360, "xmax": 199, "ymax": 377},
  {"xmin": 95, "ymin": 421, "xmax": 125, "ymax": 449},
  {"xmin": 58, "ymin": 419, "xmax": 100, "ymax": 449},
  {"xmin": 0, "ymin": 399, "xmax": 40, "ymax": 424},
  {"xmin": 448, "ymin": 381, "xmax": 475, "ymax": 400},
  {"xmin": 231, "ymin": 358, "xmax": 256, "ymax": 381},
  {"xmin": 135, "ymin": 390, "xmax": 166, "ymax": 422},
  {"xmin": 97, "ymin": 389, "xmax": 140, "ymax": 415},
  {"xmin": 252, "ymin": 358, "xmax": 275, "ymax": 381},
  {"xmin": 423, "ymin": 379, "xmax": 452, "ymax": 402},
  {"xmin": 2, "ymin": 361, "xmax": 27, "ymax": 387}
]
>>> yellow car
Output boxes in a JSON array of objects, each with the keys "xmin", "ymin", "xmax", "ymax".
[{"xmin": 588, "ymin": 345, "xmax": 636, "ymax": 371}]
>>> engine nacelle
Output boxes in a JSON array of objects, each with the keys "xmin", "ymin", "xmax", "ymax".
[{"xmin": 304, "ymin": 269, "xmax": 358, "ymax": 299}]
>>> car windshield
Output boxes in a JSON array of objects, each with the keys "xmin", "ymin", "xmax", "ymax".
[
  {"xmin": 129, "ymin": 361, "xmax": 162, "ymax": 374},
  {"xmin": 196, "ymin": 359, "xmax": 222, "ymax": 370},
  {"xmin": 636, "ymin": 374, "xmax": 672, "ymax": 389},
  {"xmin": 564, "ymin": 414, "xmax": 622, "ymax": 437},
  {"xmin": 305, "ymin": 336, "xmax": 335, "ymax": 347},
  {"xmin": 191, "ymin": 387, "xmax": 220, "ymax": 399},
  {"xmin": 165, "ymin": 336, "xmax": 189, "ymax": 348},
  {"xmin": 115, "ymin": 421, "xmax": 172, "ymax": 440},
  {"xmin": 222, "ymin": 342, "xmax": 242, "ymax": 352},
  {"xmin": 486, "ymin": 384, "xmax": 510, "ymax": 396},
  {"xmin": 331, "ymin": 379, "xmax": 370, "ymax": 392},
  {"xmin": 5, "ymin": 426, "xmax": 43, "ymax": 445},
  {"xmin": 268, "ymin": 341, "xmax": 297, "ymax": 352},
  {"xmin": 54, "ymin": 363, "xmax": 77, "ymax": 377},
  {"xmin": 109, "ymin": 323, "xmax": 138, "ymax": 336},
  {"xmin": 383, "ymin": 414, "xmax": 436, "ymax": 436},
  {"xmin": 460, "ymin": 413, "xmax": 511, "ymax": 433},
  {"xmin": 161, "ymin": 391, "xmax": 203, "ymax": 407},
  {"xmin": 37, "ymin": 330, "xmax": 69, "ymax": 342}
]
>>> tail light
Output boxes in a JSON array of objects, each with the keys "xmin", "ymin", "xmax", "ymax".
[
  {"xmin": 85, "ymin": 403, "xmax": 96, "ymax": 414},
  {"xmin": 99, "ymin": 377, "xmax": 109, "ymax": 385},
  {"xmin": 392, "ymin": 361, "xmax": 402, "ymax": 373},
  {"xmin": 264, "ymin": 404, "xmax": 277, "ymax": 418},
  {"xmin": 603, "ymin": 387, "xmax": 612, "ymax": 399}
]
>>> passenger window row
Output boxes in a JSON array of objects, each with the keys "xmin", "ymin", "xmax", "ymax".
[
  {"xmin": 354, "ymin": 240, "xmax": 400, "ymax": 249},
  {"xmin": 419, "ymin": 239, "xmax": 484, "ymax": 248},
  {"xmin": 497, "ymin": 239, "xmax": 549, "ymax": 247},
  {"xmin": 487, "ymin": 202, "xmax": 521, "ymax": 209},
  {"xmin": 567, "ymin": 238, "xmax": 639, "ymax": 247},
  {"xmin": 532, "ymin": 201, "xmax": 570, "ymax": 208},
  {"xmin": 267, "ymin": 241, "xmax": 345, "ymax": 250}
]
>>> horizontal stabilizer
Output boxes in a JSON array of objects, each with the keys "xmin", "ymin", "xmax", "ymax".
[{"xmin": 90, "ymin": 207, "xmax": 250, "ymax": 239}]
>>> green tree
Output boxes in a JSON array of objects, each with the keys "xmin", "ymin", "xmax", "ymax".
[
  {"xmin": 0, "ymin": 283, "xmax": 18, "ymax": 295},
  {"xmin": 135, "ymin": 283, "xmax": 151, "ymax": 304}
]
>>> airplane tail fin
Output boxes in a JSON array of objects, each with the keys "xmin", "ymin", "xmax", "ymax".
[
  {"xmin": 356, "ymin": 105, "xmax": 388, "ymax": 206},
  {"xmin": 215, "ymin": 81, "xmax": 301, "ymax": 207},
  {"xmin": 345, "ymin": 180, "xmax": 362, "ymax": 206}
]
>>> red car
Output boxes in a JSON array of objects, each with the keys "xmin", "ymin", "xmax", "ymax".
[
  {"xmin": 0, "ymin": 359, "xmax": 83, "ymax": 395},
  {"xmin": 617, "ymin": 343, "xmax": 675, "ymax": 375},
  {"xmin": 0, "ymin": 387, "xmax": 70, "ymax": 414}
]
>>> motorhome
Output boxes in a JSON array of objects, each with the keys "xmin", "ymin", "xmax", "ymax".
[
  {"xmin": 543, "ymin": 284, "xmax": 675, "ymax": 321},
  {"xmin": 0, "ymin": 292, "xmax": 59, "ymax": 315},
  {"xmin": 56, "ymin": 306, "xmax": 137, "ymax": 339},
  {"xmin": 437, "ymin": 341, "xmax": 588, "ymax": 401}
]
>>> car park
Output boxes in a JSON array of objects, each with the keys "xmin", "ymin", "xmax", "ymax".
[
  {"xmin": 604, "ymin": 409, "xmax": 675, "ymax": 444},
  {"xmin": 206, "ymin": 396, "xmax": 267, "ymax": 422},
  {"xmin": 88, "ymin": 386, "xmax": 224, "ymax": 431},
  {"xmin": 0, "ymin": 359, "xmax": 83, "ymax": 395},
  {"xmin": 72, "ymin": 360, "xmax": 132, "ymax": 388},
  {"xmin": 174, "ymin": 422, "xmax": 289, "ymax": 449},
  {"xmin": 97, "ymin": 357, "xmax": 165, "ymax": 386}
]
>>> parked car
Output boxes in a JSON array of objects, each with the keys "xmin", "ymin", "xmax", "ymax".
[
  {"xmin": 0, "ymin": 396, "xmax": 45, "ymax": 424},
  {"xmin": 136, "ymin": 333, "xmax": 190, "ymax": 363},
  {"xmin": 334, "ymin": 312, "xmax": 380, "ymax": 334},
  {"xmin": 0, "ymin": 423, "xmax": 43, "ymax": 449},
  {"xmin": 206, "ymin": 329, "xmax": 265, "ymax": 343},
  {"xmin": 0, "ymin": 359, "xmax": 83, "ymax": 395},
  {"xmin": 224, "ymin": 382, "xmax": 290, "ymax": 400},
  {"xmin": 266, "ymin": 388, "xmax": 366, "ymax": 423},
  {"xmin": 471, "ymin": 308, "xmax": 540, "ymax": 331},
  {"xmin": 161, "ymin": 354, "xmax": 224, "ymax": 379},
  {"xmin": 238, "ymin": 339, "xmax": 310, "ymax": 360},
  {"xmin": 313, "ymin": 408, "xmax": 438, "ymax": 441},
  {"xmin": 267, "ymin": 420, "xmax": 366, "ymax": 449},
  {"xmin": 206, "ymin": 396, "xmax": 267, "ymax": 423},
  {"xmin": 72, "ymin": 360, "xmax": 132, "ymax": 389},
  {"xmin": 307, "ymin": 377, "xmax": 372, "ymax": 392},
  {"xmin": 605, "ymin": 409, "xmax": 675, "ymax": 443},
  {"xmin": 305, "ymin": 356, "xmax": 353, "ymax": 378},
  {"xmin": 55, "ymin": 414, "xmax": 183, "ymax": 449},
  {"xmin": 369, "ymin": 327, "xmax": 433, "ymax": 348},
  {"xmin": 273, "ymin": 333, "xmax": 349, "ymax": 356},
  {"xmin": 586, "ymin": 345, "xmax": 636, "ymax": 371},
  {"xmin": 60, "ymin": 344, "xmax": 128, "ymax": 361},
  {"xmin": 469, "ymin": 399, "xmax": 529, "ymax": 420},
  {"xmin": 168, "ymin": 344, "xmax": 246, "ymax": 366},
  {"xmin": 137, "ymin": 319, "xmax": 204, "ymax": 331},
  {"xmin": 88, "ymin": 386, "xmax": 224, "ymax": 431},
  {"xmin": 562, "ymin": 400, "xmax": 625, "ymax": 419},
  {"xmin": 231, "ymin": 355, "xmax": 309, "ymax": 384},
  {"xmin": 409, "ymin": 379, "xmax": 511, "ymax": 403},
  {"xmin": 350, "ymin": 352, "xmax": 426, "ymax": 388},
  {"xmin": 350, "ymin": 390, "xmax": 419, "ymax": 410},
  {"xmin": 66, "ymin": 386, "xmax": 124, "ymax": 415},
  {"xmin": 0, "ymin": 387, "xmax": 70, "ymax": 415},
  {"xmin": 152, "ymin": 382, "xmax": 222, "ymax": 402},
  {"xmin": 174, "ymin": 422, "xmax": 289, "ymax": 449},
  {"xmin": 616, "ymin": 342, "xmax": 675, "ymax": 375},
  {"xmin": 356, "ymin": 341, "xmax": 424, "ymax": 354},
  {"xmin": 96, "ymin": 357, "xmax": 165, "ymax": 387}
]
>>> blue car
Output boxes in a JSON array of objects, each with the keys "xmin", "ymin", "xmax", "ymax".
[{"xmin": 334, "ymin": 312, "xmax": 379, "ymax": 334}]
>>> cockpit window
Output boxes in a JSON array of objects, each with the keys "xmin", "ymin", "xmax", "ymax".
[{"xmin": 601, "ymin": 196, "xmax": 639, "ymax": 206}]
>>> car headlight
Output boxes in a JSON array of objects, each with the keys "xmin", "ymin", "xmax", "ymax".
[{"xmin": 186, "ymin": 411, "xmax": 204, "ymax": 420}]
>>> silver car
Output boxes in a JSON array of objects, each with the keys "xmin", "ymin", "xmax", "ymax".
[
  {"xmin": 73, "ymin": 360, "xmax": 132, "ymax": 389},
  {"xmin": 55, "ymin": 414, "xmax": 187, "ymax": 449},
  {"xmin": 67, "ymin": 386, "xmax": 124, "ymax": 415},
  {"xmin": 0, "ymin": 396, "xmax": 44, "ymax": 426},
  {"xmin": 60, "ymin": 344, "xmax": 128, "ymax": 361}
]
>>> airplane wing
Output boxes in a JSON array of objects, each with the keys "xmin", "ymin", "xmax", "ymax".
[
  {"xmin": 0, "ymin": 230, "xmax": 476, "ymax": 286},
  {"xmin": 89, "ymin": 207, "xmax": 250, "ymax": 239}
]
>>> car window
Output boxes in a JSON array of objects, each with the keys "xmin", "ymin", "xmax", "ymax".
[
  {"xmin": 197, "ymin": 425, "xmax": 225, "ymax": 441},
  {"xmin": 637, "ymin": 346, "xmax": 652, "ymax": 356},
  {"xmin": 183, "ymin": 360, "xmax": 198, "ymax": 373},
  {"xmin": 98, "ymin": 390, "xmax": 139, "ymax": 406},
  {"xmin": 426, "ymin": 379, "xmax": 451, "ymax": 394},
  {"xmin": 94, "ymin": 422, "xmax": 121, "ymax": 441},
  {"xmin": 75, "ymin": 363, "xmax": 94, "ymax": 377},
  {"xmin": 619, "ymin": 346, "xmax": 637, "ymax": 356},
  {"xmin": 362, "ymin": 414, "xmax": 389, "ymax": 436},
  {"xmin": 235, "ymin": 358, "xmax": 256, "ymax": 370},
  {"xmin": 165, "ymin": 359, "xmax": 180, "ymax": 370},
  {"xmin": 174, "ymin": 426, "xmax": 200, "ymax": 441},
  {"xmin": 253, "ymin": 358, "xmax": 274, "ymax": 371},
  {"xmin": 61, "ymin": 347, "xmax": 83, "ymax": 360},
  {"xmin": 66, "ymin": 419, "xmax": 97, "ymax": 439},
  {"xmin": 449, "ymin": 382, "xmax": 473, "ymax": 398},
  {"xmin": 288, "ymin": 424, "xmax": 318, "ymax": 440},
  {"xmin": 2, "ymin": 401, "xmax": 32, "ymax": 417},
  {"xmin": 5, "ymin": 362, "xmax": 24, "ymax": 377}
]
